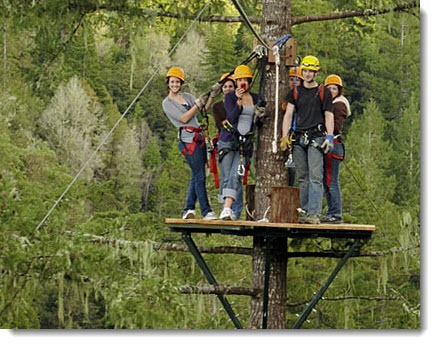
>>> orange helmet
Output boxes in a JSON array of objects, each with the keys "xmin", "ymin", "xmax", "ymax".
[
  {"xmin": 233, "ymin": 65, "xmax": 253, "ymax": 80},
  {"xmin": 325, "ymin": 74, "xmax": 343, "ymax": 87},
  {"xmin": 301, "ymin": 55, "xmax": 320, "ymax": 71},
  {"xmin": 220, "ymin": 72, "xmax": 235, "ymax": 82},
  {"xmin": 289, "ymin": 67, "xmax": 303, "ymax": 80},
  {"xmin": 166, "ymin": 66, "xmax": 185, "ymax": 81}
]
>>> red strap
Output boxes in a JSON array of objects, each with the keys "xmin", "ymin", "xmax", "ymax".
[
  {"xmin": 325, "ymin": 153, "xmax": 332, "ymax": 186},
  {"xmin": 180, "ymin": 126, "xmax": 202, "ymax": 133},
  {"xmin": 180, "ymin": 130, "xmax": 204, "ymax": 156},
  {"xmin": 209, "ymin": 133, "xmax": 220, "ymax": 188},
  {"xmin": 181, "ymin": 141, "xmax": 196, "ymax": 156},
  {"xmin": 243, "ymin": 163, "xmax": 250, "ymax": 185}
]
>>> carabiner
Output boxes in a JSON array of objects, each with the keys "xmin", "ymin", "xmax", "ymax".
[{"xmin": 237, "ymin": 163, "xmax": 245, "ymax": 177}]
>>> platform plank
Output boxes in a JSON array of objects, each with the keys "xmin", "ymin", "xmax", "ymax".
[{"xmin": 165, "ymin": 218, "xmax": 375, "ymax": 232}]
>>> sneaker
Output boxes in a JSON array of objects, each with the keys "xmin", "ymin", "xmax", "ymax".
[
  {"xmin": 320, "ymin": 215, "xmax": 343, "ymax": 224},
  {"xmin": 298, "ymin": 209, "xmax": 308, "ymax": 224},
  {"xmin": 219, "ymin": 208, "xmax": 234, "ymax": 220},
  {"xmin": 203, "ymin": 211, "xmax": 217, "ymax": 220},
  {"xmin": 305, "ymin": 214, "xmax": 321, "ymax": 224},
  {"xmin": 182, "ymin": 209, "xmax": 196, "ymax": 219}
]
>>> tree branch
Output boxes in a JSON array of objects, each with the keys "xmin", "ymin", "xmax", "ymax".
[
  {"xmin": 290, "ymin": 1, "xmax": 418, "ymax": 25},
  {"xmin": 179, "ymin": 285, "xmax": 261, "ymax": 297},
  {"xmin": 287, "ymin": 295, "xmax": 401, "ymax": 308},
  {"xmin": 88, "ymin": 1, "xmax": 418, "ymax": 26}
]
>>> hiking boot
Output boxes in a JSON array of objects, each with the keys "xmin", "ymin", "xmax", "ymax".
[
  {"xmin": 320, "ymin": 215, "xmax": 343, "ymax": 224},
  {"xmin": 203, "ymin": 211, "xmax": 217, "ymax": 220},
  {"xmin": 219, "ymin": 208, "xmax": 234, "ymax": 221},
  {"xmin": 304, "ymin": 214, "xmax": 321, "ymax": 224},
  {"xmin": 182, "ymin": 209, "xmax": 196, "ymax": 219}
]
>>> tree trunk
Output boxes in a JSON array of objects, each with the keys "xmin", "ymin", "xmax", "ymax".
[
  {"xmin": 254, "ymin": 0, "xmax": 291, "ymax": 218},
  {"xmin": 249, "ymin": 0, "xmax": 292, "ymax": 329}
]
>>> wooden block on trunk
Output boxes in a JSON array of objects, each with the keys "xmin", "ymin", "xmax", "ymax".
[{"xmin": 270, "ymin": 186, "xmax": 299, "ymax": 223}]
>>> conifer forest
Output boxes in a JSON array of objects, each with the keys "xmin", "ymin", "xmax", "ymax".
[{"xmin": 0, "ymin": 0, "xmax": 422, "ymax": 332}]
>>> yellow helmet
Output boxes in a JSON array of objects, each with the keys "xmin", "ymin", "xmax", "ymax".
[
  {"xmin": 301, "ymin": 55, "xmax": 320, "ymax": 71},
  {"xmin": 166, "ymin": 66, "xmax": 185, "ymax": 81},
  {"xmin": 325, "ymin": 74, "xmax": 343, "ymax": 87},
  {"xmin": 233, "ymin": 65, "xmax": 253, "ymax": 80},
  {"xmin": 289, "ymin": 66, "xmax": 303, "ymax": 80},
  {"xmin": 219, "ymin": 72, "xmax": 235, "ymax": 81}
]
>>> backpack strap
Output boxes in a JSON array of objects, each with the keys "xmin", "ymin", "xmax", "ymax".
[{"xmin": 318, "ymin": 84, "xmax": 324, "ymax": 103}]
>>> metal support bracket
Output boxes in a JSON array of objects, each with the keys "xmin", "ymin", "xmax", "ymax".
[
  {"xmin": 292, "ymin": 239, "xmax": 362, "ymax": 329},
  {"xmin": 181, "ymin": 231, "xmax": 244, "ymax": 329}
]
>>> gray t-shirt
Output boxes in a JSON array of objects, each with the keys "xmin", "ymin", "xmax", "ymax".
[
  {"xmin": 237, "ymin": 105, "xmax": 254, "ymax": 135},
  {"xmin": 162, "ymin": 93, "xmax": 199, "ymax": 143}
]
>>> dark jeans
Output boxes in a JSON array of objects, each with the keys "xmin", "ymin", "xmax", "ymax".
[
  {"xmin": 178, "ymin": 140, "xmax": 212, "ymax": 217},
  {"xmin": 323, "ymin": 142, "xmax": 344, "ymax": 217}
]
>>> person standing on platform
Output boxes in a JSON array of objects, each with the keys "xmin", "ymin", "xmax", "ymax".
[
  {"xmin": 321, "ymin": 74, "xmax": 352, "ymax": 224},
  {"xmin": 211, "ymin": 73, "xmax": 244, "ymax": 220},
  {"xmin": 280, "ymin": 55, "xmax": 334, "ymax": 224},
  {"xmin": 285, "ymin": 66, "xmax": 304, "ymax": 186},
  {"xmin": 162, "ymin": 66, "xmax": 217, "ymax": 220},
  {"xmin": 218, "ymin": 65, "xmax": 259, "ymax": 221}
]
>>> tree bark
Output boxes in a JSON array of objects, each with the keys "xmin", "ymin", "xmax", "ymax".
[{"xmin": 249, "ymin": 0, "xmax": 291, "ymax": 329}]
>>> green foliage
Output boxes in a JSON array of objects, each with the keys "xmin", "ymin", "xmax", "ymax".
[
  {"xmin": 342, "ymin": 101, "xmax": 396, "ymax": 220},
  {"xmin": 0, "ymin": 0, "xmax": 420, "ymax": 330}
]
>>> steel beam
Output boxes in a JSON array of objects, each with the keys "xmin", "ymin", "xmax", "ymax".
[
  {"xmin": 292, "ymin": 239, "xmax": 361, "ymax": 329},
  {"xmin": 182, "ymin": 231, "xmax": 244, "ymax": 329}
]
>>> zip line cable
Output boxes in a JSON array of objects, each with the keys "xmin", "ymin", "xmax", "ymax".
[
  {"xmin": 1, "ymin": 3, "xmax": 212, "ymax": 318},
  {"xmin": 230, "ymin": 0, "xmax": 270, "ymax": 50},
  {"xmin": 34, "ymin": 2, "xmax": 211, "ymax": 232}
]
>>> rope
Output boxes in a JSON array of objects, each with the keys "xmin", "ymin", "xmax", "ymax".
[
  {"xmin": 34, "ymin": 2, "xmax": 211, "ymax": 232},
  {"xmin": 272, "ymin": 45, "xmax": 280, "ymax": 153}
]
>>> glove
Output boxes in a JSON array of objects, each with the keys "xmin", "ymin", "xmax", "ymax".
[
  {"xmin": 195, "ymin": 92, "xmax": 209, "ymax": 109},
  {"xmin": 321, "ymin": 134, "xmax": 334, "ymax": 154},
  {"xmin": 210, "ymin": 82, "xmax": 221, "ymax": 98},
  {"xmin": 280, "ymin": 136, "xmax": 291, "ymax": 151}
]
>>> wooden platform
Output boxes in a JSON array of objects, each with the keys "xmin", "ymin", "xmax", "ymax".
[{"xmin": 165, "ymin": 218, "xmax": 375, "ymax": 239}]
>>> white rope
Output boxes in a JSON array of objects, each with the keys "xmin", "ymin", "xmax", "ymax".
[
  {"xmin": 34, "ymin": 2, "xmax": 211, "ymax": 232},
  {"xmin": 272, "ymin": 45, "xmax": 280, "ymax": 154}
]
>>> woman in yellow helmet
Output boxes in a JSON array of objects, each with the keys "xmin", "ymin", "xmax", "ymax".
[
  {"xmin": 210, "ymin": 72, "xmax": 244, "ymax": 220},
  {"xmin": 162, "ymin": 66, "xmax": 217, "ymax": 220},
  {"xmin": 321, "ymin": 74, "xmax": 351, "ymax": 224},
  {"xmin": 218, "ymin": 65, "xmax": 259, "ymax": 220}
]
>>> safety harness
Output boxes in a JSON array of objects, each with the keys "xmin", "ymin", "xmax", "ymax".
[
  {"xmin": 178, "ymin": 126, "xmax": 205, "ymax": 156},
  {"xmin": 220, "ymin": 119, "xmax": 254, "ymax": 185},
  {"xmin": 289, "ymin": 84, "xmax": 326, "ymax": 146}
]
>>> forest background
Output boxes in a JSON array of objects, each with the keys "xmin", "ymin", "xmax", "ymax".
[{"xmin": 0, "ymin": 0, "xmax": 424, "ymax": 334}]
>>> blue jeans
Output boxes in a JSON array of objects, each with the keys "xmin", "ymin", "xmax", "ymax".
[
  {"xmin": 218, "ymin": 139, "xmax": 244, "ymax": 218},
  {"xmin": 323, "ymin": 142, "xmax": 344, "ymax": 217},
  {"xmin": 178, "ymin": 139, "xmax": 212, "ymax": 217},
  {"xmin": 293, "ymin": 135, "xmax": 325, "ymax": 216}
]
